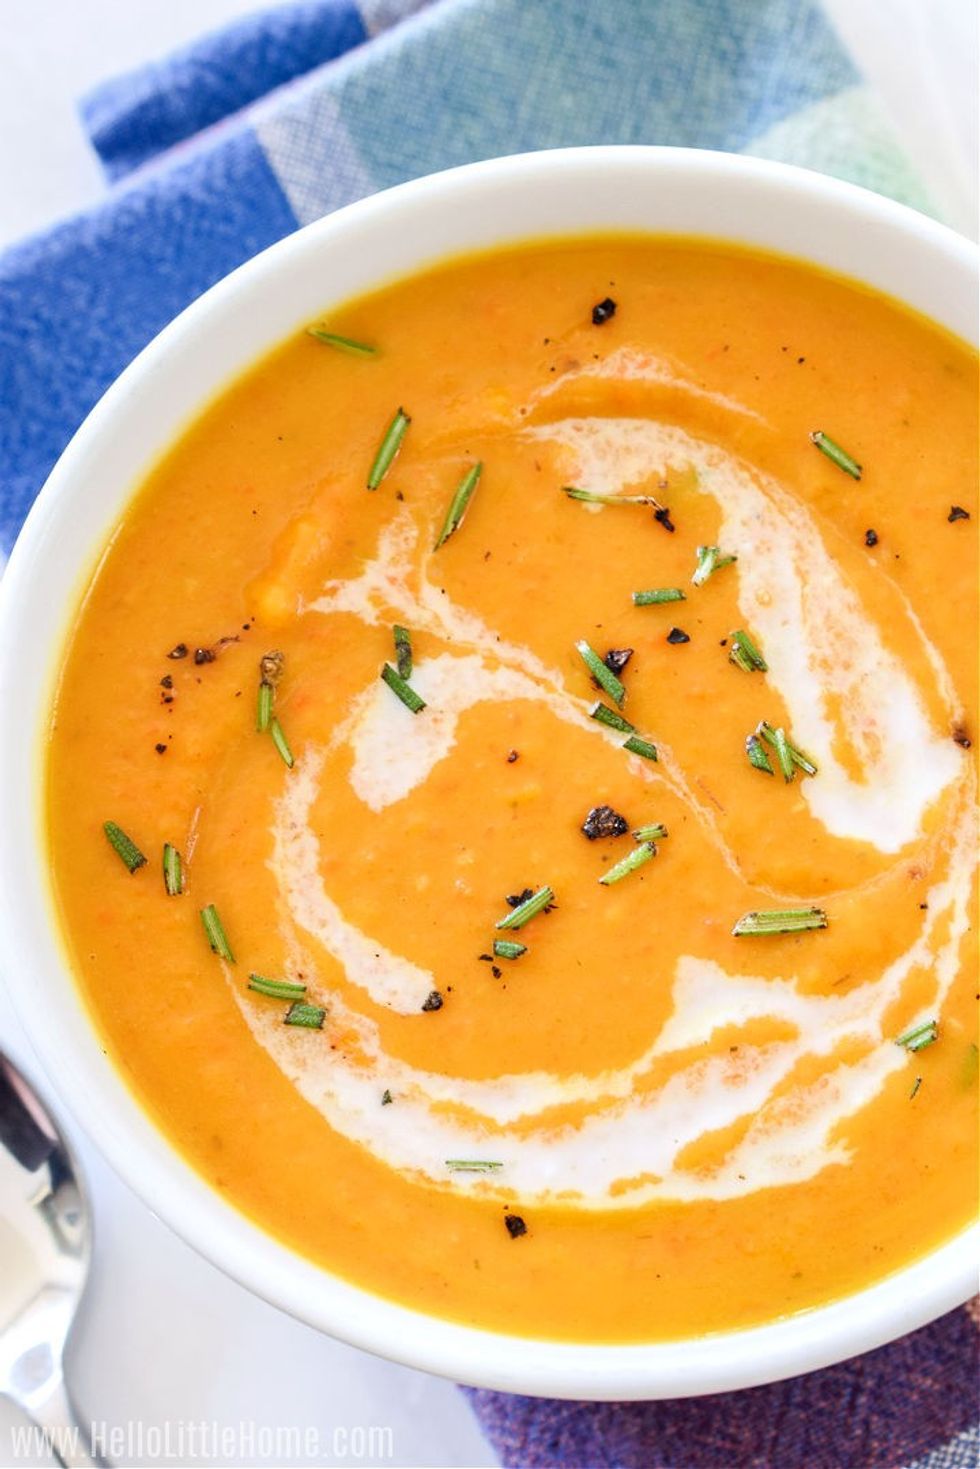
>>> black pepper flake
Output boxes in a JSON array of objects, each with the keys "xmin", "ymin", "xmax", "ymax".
[
  {"xmin": 952, "ymin": 724, "xmax": 972, "ymax": 749},
  {"xmin": 506, "ymin": 888, "xmax": 535, "ymax": 909},
  {"xmin": 603, "ymin": 648, "xmax": 633, "ymax": 676},
  {"xmin": 194, "ymin": 647, "xmax": 216, "ymax": 665},
  {"xmin": 948, "ymin": 505, "xmax": 970, "ymax": 523},
  {"xmin": 591, "ymin": 297, "xmax": 616, "ymax": 325},
  {"xmin": 581, "ymin": 805, "xmax": 629, "ymax": 840},
  {"xmin": 167, "ymin": 643, "xmax": 188, "ymax": 660},
  {"xmin": 506, "ymin": 749, "xmax": 520, "ymax": 763},
  {"xmin": 160, "ymin": 674, "xmax": 173, "ymax": 689},
  {"xmin": 865, "ymin": 528, "xmax": 879, "ymax": 547},
  {"xmin": 666, "ymin": 627, "xmax": 690, "ymax": 645},
  {"xmin": 421, "ymin": 990, "xmax": 443, "ymax": 1012},
  {"xmin": 504, "ymin": 1214, "xmax": 527, "ymax": 1239},
  {"xmin": 653, "ymin": 506, "xmax": 675, "ymax": 534},
  {"xmin": 161, "ymin": 693, "xmax": 174, "ymax": 704},
  {"xmin": 491, "ymin": 965, "xmax": 502, "ymax": 979},
  {"xmin": 154, "ymin": 743, "xmax": 167, "ymax": 754},
  {"xmin": 381, "ymin": 1089, "xmax": 393, "ymax": 1105},
  {"xmin": 478, "ymin": 953, "xmax": 494, "ymax": 963}
]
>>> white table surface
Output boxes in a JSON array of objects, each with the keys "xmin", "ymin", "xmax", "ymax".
[{"xmin": 0, "ymin": 2, "xmax": 975, "ymax": 1465}]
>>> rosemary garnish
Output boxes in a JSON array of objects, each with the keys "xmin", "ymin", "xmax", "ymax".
[
  {"xmin": 770, "ymin": 725, "xmax": 794, "ymax": 781},
  {"xmin": 590, "ymin": 701, "xmax": 635, "ymax": 734},
  {"xmin": 381, "ymin": 662, "xmax": 426, "ymax": 713},
  {"xmin": 446, "ymin": 1159, "xmax": 503, "ymax": 1172},
  {"xmin": 434, "ymin": 462, "xmax": 482, "ymax": 550},
  {"xmin": 692, "ymin": 545, "xmax": 737, "ymax": 586},
  {"xmin": 307, "ymin": 328, "xmax": 377, "ymax": 357},
  {"xmin": 729, "ymin": 629, "xmax": 768, "ymax": 673},
  {"xmin": 257, "ymin": 679, "xmax": 273, "ymax": 732},
  {"xmin": 104, "ymin": 821, "xmax": 146, "ymax": 873},
  {"xmin": 757, "ymin": 721, "xmax": 817, "ymax": 779},
  {"xmin": 248, "ymin": 974, "xmax": 307, "ymax": 1000},
  {"xmin": 269, "ymin": 717, "xmax": 295, "ymax": 768},
  {"xmin": 810, "ymin": 431, "xmax": 861, "ymax": 480},
  {"xmin": 496, "ymin": 885, "xmax": 554, "ymax": 931},
  {"xmin": 745, "ymin": 733, "xmax": 774, "ymax": 775},
  {"xmin": 162, "ymin": 842, "xmax": 183, "ymax": 896},
  {"xmin": 732, "ymin": 908, "xmax": 828, "ymax": 937},
  {"xmin": 632, "ymin": 822, "xmax": 668, "ymax": 841},
  {"xmin": 367, "ymin": 407, "xmax": 410, "ymax": 489},
  {"xmin": 633, "ymin": 587, "xmax": 685, "ymax": 606},
  {"xmin": 201, "ymin": 904, "xmax": 235, "ymax": 961},
  {"xmin": 576, "ymin": 639, "xmax": 625, "ymax": 706},
  {"xmin": 493, "ymin": 939, "xmax": 527, "ymax": 960},
  {"xmin": 562, "ymin": 486, "xmax": 663, "ymax": 508},
  {"xmin": 257, "ymin": 650, "xmax": 284, "ymax": 732},
  {"xmin": 284, "ymin": 1001, "xmax": 326, "ymax": 1029},
  {"xmin": 393, "ymin": 624, "xmax": 413, "ymax": 680},
  {"xmin": 622, "ymin": 735, "xmax": 657, "ymax": 761},
  {"xmin": 896, "ymin": 1019, "xmax": 938, "ymax": 1052},
  {"xmin": 599, "ymin": 841, "xmax": 657, "ymax": 885}
]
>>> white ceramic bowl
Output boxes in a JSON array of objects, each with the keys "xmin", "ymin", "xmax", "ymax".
[{"xmin": 0, "ymin": 148, "xmax": 975, "ymax": 1401}]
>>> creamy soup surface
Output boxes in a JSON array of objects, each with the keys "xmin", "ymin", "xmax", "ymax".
[{"xmin": 47, "ymin": 238, "xmax": 978, "ymax": 1342}]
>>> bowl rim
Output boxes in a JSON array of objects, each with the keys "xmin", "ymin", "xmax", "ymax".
[{"xmin": 0, "ymin": 145, "xmax": 976, "ymax": 1401}]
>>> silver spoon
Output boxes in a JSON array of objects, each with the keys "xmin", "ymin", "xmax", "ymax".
[{"xmin": 0, "ymin": 1050, "xmax": 98, "ymax": 1466}]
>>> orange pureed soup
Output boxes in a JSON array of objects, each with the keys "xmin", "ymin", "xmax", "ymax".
[{"xmin": 48, "ymin": 238, "xmax": 978, "ymax": 1342}]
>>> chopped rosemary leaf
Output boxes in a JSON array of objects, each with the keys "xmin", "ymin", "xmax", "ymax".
[
  {"xmin": 632, "ymin": 822, "xmax": 668, "ymax": 842},
  {"xmin": 562, "ymin": 486, "xmax": 663, "ymax": 507},
  {"xmin": 633, "ymin": 587, "xmax": 685, "ymax": 606},
  {"xmin": 590, "ymin": 701, "xmax": 635, "ymax": 734},
  {"xmin": 307, "ymin": 328, "xmax": 377, "ymax": 357},
  {"xmin": 201, "ymin": 904, "xmax": 235, "ymax": 961},
  {"xmin": 493, "ymin": 939, "xmax": 527, "ymax": 960},
  {"xmin": 393, "ymin": 624, "xmax": 413, "ymax": 680},
  {"xmin": 367, "ymin": 407, "xmax": 410, "ymax": 489},
  {"xmin": 256, "ymin": 679, "xmax": 273, "ymax": 733},
  {"xmin": 284, "ymin": 1001, "xmax": 326, "ymax": 1029},
  {"xmin": 381, "ymin": 1088, "xmax": 393, "ymax": 1105},
  {"xmin": 745, "ymin": 733, "xmax": 774, "ymax": 775},
  {"xmin": 757, "ymin": 721, "xmax": 818, "ymax": 778},
  {"xmin": 162, "ymin": 842, "xmax": 183, "ymax": 896},
  {"xmin": 729, "ymin": 628, "xmax": 768, "ymax": 673},
  {"xmin": 434, "ymin": 461, "xmax": 483, "ymax": 550},
  {"xmin": 496, "ymin": 885, "xmax": 554, "ymax": 931},
  {"xmin": 692, "ymin": 544, "xmax": 738, "ymax": 586},
  {"xmin": 248, "ymin": 973, "xmax": 307, "ymax": 1000},
  {"xmin": 622, "ymin": 734, "xmax": 658, "ymax": 761},
  {"xmin": 896, "ymin": 1019, "xmax": 938, "ymax": 1052},
  {"xmin": 576, "ymin": 639, "xmax": 625, "ymax": 706},
  {"xmin": 732, "ymin": 907, "xmax": 828, "ymax": 937},
  {"xmin": 104, "ymin": 821, "xmax": 146, "ymax": 873},
  {"xmin": 381, "ymin": 662, "xmax": 426, "ymax": 713},
  {"xmin": 599, "ymin": 841, "xmax": 657, "ymax": 885},
  {"xmin": 770, "ymin": 725, "xmax": 795, "ymax": 782},
  {"xmin": 810, "ymin": 430, "xmax": 861, "ymax": 480},
  {"xmin": 446, "ymin": 1159, "xmax": 503, "ymax": 1172},
  {"xmin": 269, "ymin": 717, "xmax": 295, "ymax": 769}
]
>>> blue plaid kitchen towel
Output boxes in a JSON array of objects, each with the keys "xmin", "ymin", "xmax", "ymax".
[{"xmin": 0, "ymin": 2, "xmax": 975, "ymax": 1465}]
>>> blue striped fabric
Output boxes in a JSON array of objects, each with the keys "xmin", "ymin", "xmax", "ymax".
[{"xmin": 0, "ymin": 4, "xmax": 974, "ymax": 1465}]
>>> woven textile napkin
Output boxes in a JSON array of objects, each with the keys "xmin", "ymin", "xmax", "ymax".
[{"xmin": 0, "ymin": 3, "xmax": 975, "ymax": 1465}]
